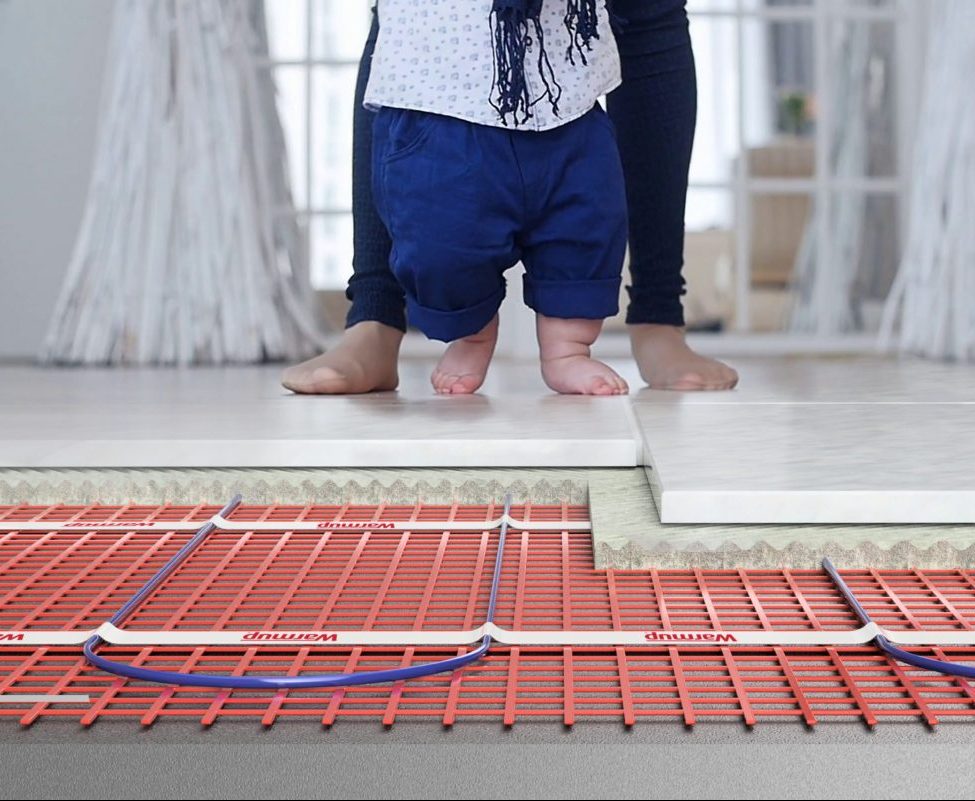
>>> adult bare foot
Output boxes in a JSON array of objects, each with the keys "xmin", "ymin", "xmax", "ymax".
[
  {"xmin": 281, "ymin": 321, "xmax": 402, "ymax": 394},
  {"xmin": 630, "ymin": 324, "xmax": 738, "ymax": 391},
  {"xmin": 431, "ymin": 316, "xmax": 499, "ymax": 395},
  {"xmin": 537, "ymin": 314, "xmax": 628, "ymax": 396}
]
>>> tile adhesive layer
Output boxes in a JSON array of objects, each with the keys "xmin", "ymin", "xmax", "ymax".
[
  {"xmin": 590, "ymin": 470, "xmax": 975, "ymax": 570},
  {"xmin": 5, "ymin": 468, "xmax": 975, "ymax": 569}
]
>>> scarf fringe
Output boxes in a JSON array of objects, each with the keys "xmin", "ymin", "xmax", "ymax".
[
  {"xmin": 490, "ymin": 0, "xmax": 603, "ymax": 126},
  {"xmin": 564, "ymin": 0, "xmax": 601, "ymax": 66}
]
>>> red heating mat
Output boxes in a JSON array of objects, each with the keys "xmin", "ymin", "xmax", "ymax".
[{"xmin": 2, "ymin": 502, "xmax": 975, "ymax": 727}]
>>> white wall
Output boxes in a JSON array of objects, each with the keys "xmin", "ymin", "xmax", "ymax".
[{"xmin": 0, "ymin": 0, "xmax": 114, "ymax": 360}]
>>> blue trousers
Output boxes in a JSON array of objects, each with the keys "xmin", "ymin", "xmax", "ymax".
[
  {"xmin": 347, "ymin": 0, "xmax": 695, "ymax": 332},
  {"xmin": 371, "ymin": 106, "xmax": 628, "ymax": 342}
]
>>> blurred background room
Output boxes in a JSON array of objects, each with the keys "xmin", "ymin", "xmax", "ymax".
[{"xmin": 1, "ymin": 0, "xmax": 971, "ymax": 367}]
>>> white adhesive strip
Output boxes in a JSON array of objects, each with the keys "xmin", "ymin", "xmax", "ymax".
[
  {"xmin": 97, "ymin": 623, "xmax": 491, "ymax": 647},
  {"xmin": 211, "ymin": 515, "xmax": 591, "ymax": 533},
  {"xmin": 0, "ymin": 514, "xmax": 591, "ymax": 533},
  {"xmin": 487, "ymin": 625, "xmax": 885, "ymax": 647},
  {"xmin": 6, "ymin": 623, "xmax": 975, "ymax": 648},
  {"xmin": 0, "ymin": 695, "xmax": 90, "ymax": 704},
  {"xmin": 885, "ymin": 630, "xmax": 975, "ymax": 646},
  {"xmin": 0, "ymin": 631, "xmax": 92, "ymax": 645}
]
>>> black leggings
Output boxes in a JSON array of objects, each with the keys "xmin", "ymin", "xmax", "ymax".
[{"xmin": 345, "ymin": 0, "xmax": 696, "ymax": 332}]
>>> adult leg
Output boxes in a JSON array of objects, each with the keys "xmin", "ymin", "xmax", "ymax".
[
  {"xmin": 282, "ymin": 12, "xmax": 404, "ymax": 394},
  {"xmin": 608, "ymin": 0, "xmax": 738, "ymax": 390}
]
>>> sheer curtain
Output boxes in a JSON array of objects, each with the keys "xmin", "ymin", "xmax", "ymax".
[
  {"xmin": 788, "ymin": 2, "xmax": 900, "ymax": 335},
  {"xmin": 41, "ymin": 0, "xmax": 322, "ymax": 365},
  {"xmin": 880, "ymin": 0, "xmax": 975, "ymax": 361}
]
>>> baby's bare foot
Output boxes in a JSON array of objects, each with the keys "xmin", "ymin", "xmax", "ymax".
[
  {"xmin": 281, "ymin": 321, "xmax": 402, "ymax": 395},
  {"xmin": 630, "ymin": 324, "xmax": 738, "ymax": 391},
  {"xmin": 541, "ymin": 354, "xmax": 628, "ymax": 396},
  {"xmin": 536, "ymin": 314, "xmax": 628, "ymax": 396},
  {"xmin": 431, "ymin": 315, "xmax": 499, "ymax": 394}
]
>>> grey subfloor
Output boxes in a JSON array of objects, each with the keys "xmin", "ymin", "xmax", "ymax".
[{"xmin": 2, "ymin": 721, "xmax": 975, "ymax": 799}]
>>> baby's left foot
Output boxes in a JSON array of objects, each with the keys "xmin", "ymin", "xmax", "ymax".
[{"xmin": 536, "ymin": 314, "xmax": 628, "ymax": 396}]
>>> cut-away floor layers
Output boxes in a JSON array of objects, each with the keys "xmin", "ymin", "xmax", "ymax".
[{"xmin": 4, "ymin": 467, "xmax": 974, "ymax": 569}]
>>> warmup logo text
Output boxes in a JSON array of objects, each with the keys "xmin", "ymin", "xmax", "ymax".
[
  {"xmin": 62, "ymin": 521, "xmax": 154, "ymax": 528},
  {"xmin": 0, "ymin": 633, "xmax": 25, "ymax": 642},
  {"xmin": 242, "ymin": 632, "xmax": 339, "ymax": 643},
  {"xmin": 644, "ymin": 631, "xmax": 738, "ymax": 643},
  {"xmin": 316, "ymin": 521, "xmax": 396, "ymax": 530}
]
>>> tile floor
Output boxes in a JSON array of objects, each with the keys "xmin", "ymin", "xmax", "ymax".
[
  {"xmin": 0, "ymin": 362, "xmax": 640, "ymax": 468},
  {"xmin": 0, "ymin": 350, "xmax": 972, "ymax": 523}
]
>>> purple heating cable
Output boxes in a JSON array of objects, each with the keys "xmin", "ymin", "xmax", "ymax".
[
  {"xmin": 84, "ymin": 494, "xmax": 512, "ymax": 688},
  {"xmin": 822, "ymin": 557, "xmax": 975, "ymax": 679}
]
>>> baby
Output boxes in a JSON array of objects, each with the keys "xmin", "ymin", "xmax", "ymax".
[{"xmin": 366, "ymin": 0, "xmax": 629, "ymax": 395}]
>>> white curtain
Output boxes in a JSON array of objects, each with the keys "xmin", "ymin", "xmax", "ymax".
[
  {"xmin": 41, "ymin": 0, "xmax": 323, "ymax": 366},
  {"xmin": 879, "ymin": 0, "xmax": 975, "ymax": 361},
  {"xmin": 788, "ymin": 3, "xmax": 898, "ymax": 335}
]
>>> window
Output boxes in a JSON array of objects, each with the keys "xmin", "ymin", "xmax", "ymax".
[
  {"xmin": 685, "ymin": 0, "xmax": 914, "ymax": 335},
  {"xmin": 261, "ymin": 1, "xmax": 373, "ymax": 292}
]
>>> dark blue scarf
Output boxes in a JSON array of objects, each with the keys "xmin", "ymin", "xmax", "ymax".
[{"xmin": 490, "ymin": 0, "xmax": 602, "ymax": 126}]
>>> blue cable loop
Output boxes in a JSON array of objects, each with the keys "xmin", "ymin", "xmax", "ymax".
[
  {"xmin": 823, "ymin": 557, "xmax": 975, "ymax": 679},
  {"xmin": 84, "ymin": 494, "xmax": 514, "ymax": 689}
]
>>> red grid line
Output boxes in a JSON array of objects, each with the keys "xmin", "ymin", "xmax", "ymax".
[{"xmin": 2, "ymin": 503, "xmax": 975, "ymax": 727}]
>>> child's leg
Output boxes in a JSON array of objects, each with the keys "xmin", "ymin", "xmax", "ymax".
[
  {"xmin": 537, "ymin": 315, "xmax": 628, "ymax": 396},
  {"xmin": 515, "ymin": 106, "xmax": 630, "ymax": 396},
  {"xmin": 372, "ymin": 109, "xmax": 521, "ymax": 393}
]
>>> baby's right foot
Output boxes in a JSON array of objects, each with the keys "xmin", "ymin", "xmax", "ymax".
[
  {"xmin": 541, "ymin": 353, "xmax": 629, "ymax": 396},
  {"xmin": 431, "ymin": 316, "xmax": 499, "ymax": 394},
  {"xmin": 536, "ymin": 314, "xmax": 628, "ymax": 396}
]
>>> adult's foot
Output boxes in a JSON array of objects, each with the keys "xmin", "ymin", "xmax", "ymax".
[
  {"xmin": 430, "ymin": 315, "xmax": 499, "ymax": 395},
  {"xmin": 281, "ymin": 321, "xmax": 402, "ymax": 394},
  {"xmin": 630, "ymin": 324, "xmax": 738, "ymax": 391}
]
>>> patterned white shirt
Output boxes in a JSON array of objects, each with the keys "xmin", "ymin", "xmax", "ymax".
[{"xmin": 364, "ymin": 0, "xmax": 621, "ymax": 131}]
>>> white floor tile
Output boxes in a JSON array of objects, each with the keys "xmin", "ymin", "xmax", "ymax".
[
  {"xmin": 0, "ymin": 365, "xmax": 640, "ymax": 467},
  {"xmin": 635, "ymin": 402, "xmax": 975, "ymax": 523}
]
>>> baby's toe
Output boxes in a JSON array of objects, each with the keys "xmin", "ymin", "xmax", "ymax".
[
  {"xmin": 431, "ymin": 373, "xmax": 449, "ymax": 393},
  {"xmin": 449, "ymin": 374, "xmax": 480, "ymax": 395},
  {"xmin": 588, "ymin": 376, "xmax": 616, "ymax": 396}
]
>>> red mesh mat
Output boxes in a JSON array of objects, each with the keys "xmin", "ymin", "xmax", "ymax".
[{"xmin": 1, "ymin": 503, "xmax": 974, "ymax": 727}]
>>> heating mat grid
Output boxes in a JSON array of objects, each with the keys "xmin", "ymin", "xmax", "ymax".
[{"xmin": 1, "ymin": 503, "xmax": 975, "ymax": 727}]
